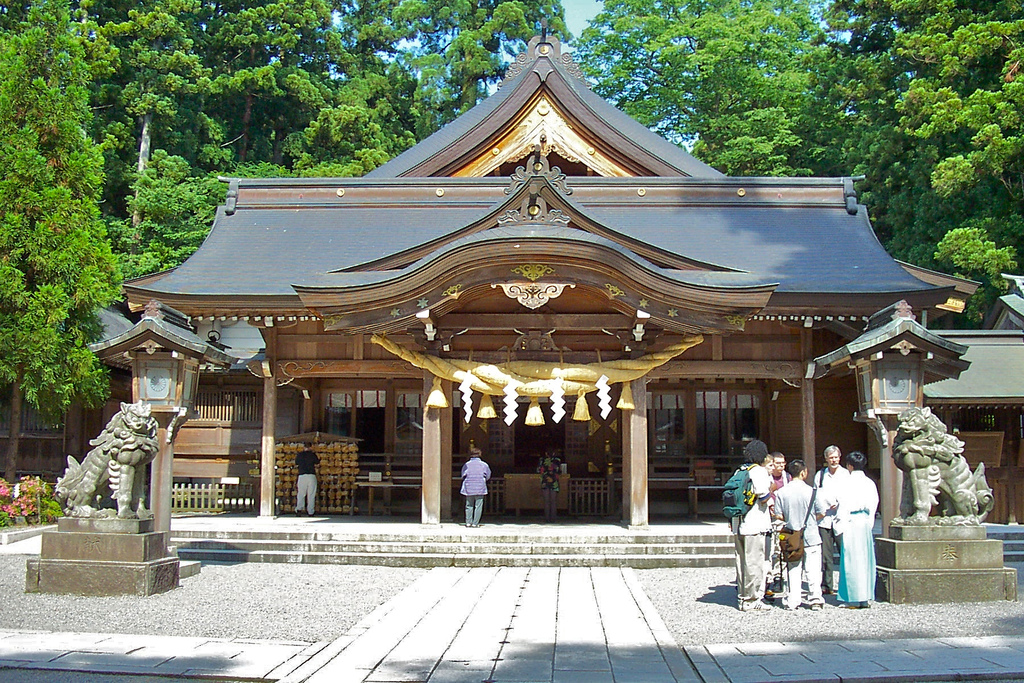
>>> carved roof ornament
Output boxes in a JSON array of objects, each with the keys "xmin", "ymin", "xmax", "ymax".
[
  {"xmin": 512, "ymin": 264, "xmax": 555, "ymax": 281},
  {"xmin": 498, "ymin": 32, "xmax": 589, "ymax": 90},
  {"xmin": 893, "ymin": 300, "xmax": 916, "ymax": 321},
  {"xmin": 493, "ymin": 282, "xmax": 576, "ymax": 310},
  {"xmin": 505, "ymin": 139, "xmax": 573, "ymax": 196}
]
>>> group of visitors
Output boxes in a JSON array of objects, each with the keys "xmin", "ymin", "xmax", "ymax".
[{"xmin": 732, "ymin": 439, "xmax": 879, "ymax": 612}]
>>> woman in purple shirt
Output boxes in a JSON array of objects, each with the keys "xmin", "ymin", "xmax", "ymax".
[{"xmin": 461, "ymin": 447, "xmax": 491, "ymax": 528}]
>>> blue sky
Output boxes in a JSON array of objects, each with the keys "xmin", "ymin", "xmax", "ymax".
[{"xmin": 561, "ymin": 0, "xmax": 602, "ymax": 40}]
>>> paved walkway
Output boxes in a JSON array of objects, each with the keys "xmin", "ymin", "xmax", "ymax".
[
  {"xmin": 4, "ymin": 522, "xmax": 1024, "ymax": 682},
  {"xmin": 4, "ymin": 564, "xmax": 1024, "ymax": 682}
]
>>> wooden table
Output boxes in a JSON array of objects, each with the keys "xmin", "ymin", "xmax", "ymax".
[
  {"xmin": 688, "ymin": 485, "xmax": 725, "ymax": 519},
  {"xmin": 503, "ymin": 474, "xmax": 570, "ymax": 516},
  {"xmin": 352, "ymin": 481, "xmax": 420, "ymax": 516}
]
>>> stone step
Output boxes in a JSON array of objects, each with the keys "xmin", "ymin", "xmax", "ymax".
[
  {"xmin": 174, "ymin": 538, "xmax": 734, "ymax": 557},
  {"xmin": 175, "ymin": 546, "xmax": 733, "ymax": 568},
  {"xmin": 179, "ymin": 560, "xmax": 202, "ymax": 579},
  {"xmin": 169, "ymin": 529, "xmax": 731, "ymax": 545}
]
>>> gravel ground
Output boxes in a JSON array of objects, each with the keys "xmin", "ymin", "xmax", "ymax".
[
  {"xmin": 4, "ymin": 556, "xmax": 424, "ymax": 642},
  {"xmin": 4, "ymin": 550, "xmax": 1023, "ymax": 649},
  {"xmin": 637, "ymin": 563, "xmax": 1024, "ymax": 647}
]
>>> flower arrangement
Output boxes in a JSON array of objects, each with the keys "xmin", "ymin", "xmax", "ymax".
[{"xmin": 0, "ymin": 476, "xmax": 62, "ymax": 526}]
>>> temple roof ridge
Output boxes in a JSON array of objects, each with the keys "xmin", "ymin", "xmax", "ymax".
[{"xmin": 365, "ymin": 33, "xmax": 723, "ymax": 179}]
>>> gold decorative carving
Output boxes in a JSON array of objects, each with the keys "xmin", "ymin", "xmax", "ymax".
[
  {"xmin": 639, "ymin": 298, "xmax": 650, "ymax": 308},
  {"xmin": 512, "ymin": 264, "xmax": 555, "ymax": 281},
  {"xmin": 726, "ymin": 314, "xmax": 747, "ymax": 329},
  {"xmin": 493, "ymin": 282, "xmax": 575, "ymax": 310},
  {"xmin": 604, "ymin": 284, "xmax": 626, "ymax": 298},
  {"xmin": 667, "ymin": 308, "xmax": 679, "ymax": 318},
  {"xmin": 442, "ymin": 284, "xmax": 463, "ymax": 298},
  {"xmin": 453, "ymin": 97, "xmax": 632, "ymax": 178},
  {"xmin": 389, "ymin": 308, "xmax": 401, "ymax": 317}
]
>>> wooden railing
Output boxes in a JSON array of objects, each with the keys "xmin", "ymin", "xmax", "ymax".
[
  {"xmin": 484, "ymin": 478, "xmax": 505, "ymax": 514},
  {"xmin": 193, "ymin": 390, "xmax": 261, "ymax": 423},
  {"xmin": 570, "ymin": 478, "xmax": 610, "ymax": 516},
  {"xmin": 171, "ymin": 482, "xmax": 257, "ymax": 513}
]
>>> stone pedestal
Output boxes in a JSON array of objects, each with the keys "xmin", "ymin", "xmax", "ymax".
[
  {"xmin": 26, "ymin": 518, "xmax": 180, "ymax": 596},
  {"xmin": 876, "ymin": 525, "xmax": 1016, "ymax": 604}
]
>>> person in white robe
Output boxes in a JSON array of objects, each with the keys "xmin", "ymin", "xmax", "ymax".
[{"xmin": 834, "ymin": 450, "xmax": 879, "ymax": 608}]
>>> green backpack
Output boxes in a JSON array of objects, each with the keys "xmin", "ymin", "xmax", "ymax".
[{"xmin": 721, "ymin": 464, "xmax": 756, "ymax": 519}]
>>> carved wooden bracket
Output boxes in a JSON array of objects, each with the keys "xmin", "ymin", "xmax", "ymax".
[{"xmin": 492, "ymin": 282, "xmax": 575, "ymax": 310}]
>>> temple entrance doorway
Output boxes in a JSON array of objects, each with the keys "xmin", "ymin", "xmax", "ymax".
[
  {"xmin": 455, "ymin": 397, "xmax": 621, "ymax": 520},
  {"xmin": 513, "ymin": 403, "xmax": 565, "ymax": 468}
]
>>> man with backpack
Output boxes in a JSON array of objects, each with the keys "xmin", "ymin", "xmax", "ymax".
[{"xmin": 724, "ymin": 439, "xmax": 773, "ymax": 612}]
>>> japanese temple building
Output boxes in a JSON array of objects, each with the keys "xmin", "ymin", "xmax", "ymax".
[{"xmin": 120, "ymin": 35, "xmax": 977, "ymax": 525}]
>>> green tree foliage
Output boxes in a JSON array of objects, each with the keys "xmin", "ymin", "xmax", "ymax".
[
  {"xmin": 820, "ymin": 0, "xmax": 1022, "ymax": 324},
  {"xmin": 106, "ymin": 151, "xmax": 225, "ymax": 278},
  {"xmin": 393, "ymin": 0, "xmax": 567, "ymax": 136},
  {"xmin": 574, "ymin": 0, "xmax": 835, "ymax": 176},
  {"xmin": 0, "ymin": 0, "xmax": 121, "ymax": 479}
]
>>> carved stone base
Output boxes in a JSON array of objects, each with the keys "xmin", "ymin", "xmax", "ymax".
[
  {"xmin": 26, "ymin": 557, "xmax": 180, "ymax": 596},
  {"xmin": 25, "ymin": 517, "xmax": 179, "ymax": 596},
  {"xmin": 876, "ymin": 527, "xmax": 1016, "ymax": 604}
]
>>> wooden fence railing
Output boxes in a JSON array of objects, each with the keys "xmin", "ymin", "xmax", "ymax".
[
  {"xmin": 171, "ymin": 482, "xmax": 257, "ymax": 513},
  {"xmin": 570, "ymin": 478, "xmax": 610, "ymax": 516},
  {"xmin": 484, "ymin": 478, "xmax": 505, "ymax": 514}
]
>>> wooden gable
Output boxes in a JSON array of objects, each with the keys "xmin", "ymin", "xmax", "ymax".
[{"xmin": 366, "ymin": 36, "xmax": 723, "ymax": 180}]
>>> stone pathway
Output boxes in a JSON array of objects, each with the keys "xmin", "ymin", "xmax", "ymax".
[
  {"xmin": 5, "ymin": 564, "xmax": 1024, "ymax": 682},
  {"xmin": 285, "ymin": 566, "xmax": 695, "ymax": 683}
]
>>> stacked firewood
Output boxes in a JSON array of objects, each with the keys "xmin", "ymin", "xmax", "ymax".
[{"xmin": 275, "ymin": 441, "xmax": 360, "ymax": 514}]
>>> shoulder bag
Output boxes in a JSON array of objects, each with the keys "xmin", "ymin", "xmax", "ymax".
[{"xmin": 778, "ymin": 487, "xmax": 817, "ymax": 563}]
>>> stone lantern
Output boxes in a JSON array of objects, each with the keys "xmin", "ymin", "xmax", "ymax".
[
  {"xmin": 26, "ymin": 301, "xmax": 230, "ymax": 596},
  {"xmin": 813, "ymin": 300, "xmax": 969, "ymax": 534},
  {"xmin": 94, "ymin": 300, "xmax": 232, "ymax": 533}
]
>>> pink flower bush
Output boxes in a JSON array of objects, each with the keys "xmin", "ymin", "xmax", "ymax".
[{"xmin": 0, "ymin": 476, "xmax": 61, "ymax": 525}]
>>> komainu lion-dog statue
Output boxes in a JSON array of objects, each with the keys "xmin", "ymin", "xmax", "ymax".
[
  {"xmin": 56, "ymin": 401, "xmax": 160, "ymax": 519},
  {"xmin": 892, "ymin": 407, "xmax": 994, "ymax": 525}
]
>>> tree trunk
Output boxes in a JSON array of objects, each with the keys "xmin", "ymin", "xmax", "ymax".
[
  {"xmin": 132, "ymin": 111, "xmax": 153, "ymax": 229},
  {"xmin": 4, "ymin": 381, "xmax": 23, "ymax": 482},
  {"xmin": 239, "ymin": 92, "xmax": 253, "ymax": 163}
]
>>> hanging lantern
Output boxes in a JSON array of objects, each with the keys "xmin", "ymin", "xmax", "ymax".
[
  {"xmin": 476, "ymin": 394, "xmax": 498, "ymax": 419},
  {"xmin": 572, "ymin": 390, "xmax": 591, "ymax": 421},
  {"xmin": 616, "ymin": 382, "xmax": 634, "ymax": 411},
  {"xmin": 525, "ymin": 397, "xmax": 545, "ymax": 426},
  {"xmin": 426, "ymin": 377, "xmax": 449, "ymax": 409}
]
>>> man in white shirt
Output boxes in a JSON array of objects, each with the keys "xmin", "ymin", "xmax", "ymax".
[
  {"xmin": 774, "ymin": 459, "xmax": 828, "ymax": 610},
  {"xmin": 733, "ymin": 439, "xmax": 773, "ymax": 612},
  {"xmin": 814, "ymin": 444, "xmax": 850, "ymax": 594}
]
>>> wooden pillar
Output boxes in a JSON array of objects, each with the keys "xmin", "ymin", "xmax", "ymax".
[
  {"xmin": 621, "ymin": 424, "xmax": 631, "ymax": 524},
  {"xmin": 150, "ymin": 418, "xmax": 174, "ymax": 533},
  {"xmin": 300, "ymin": 384, "xmax": 314, "ymax": 433},
  {"xmin": 627, "ymin": 378, "xmax": 649, "ymax": 528},
  {"xmin": 421, "ymin": 373, "xmax": 441, "ymax": 525},
  {"xmin": 440, "ymin": 382, "xmax": 453, "ymax": 522},
  {"xmin": 259, "ymin": 327, "xmax": 278, "ymax": 517},
  {"xmin": 259, "ymin": 373, "xmax": 277, "ymax": 517},
  {"xmin": 879, "ymin": 415, "xmax": 901, "ymax": 537},
  {"xmin": 801, "ymin": 329, "xmax": 817, "ymax": 473}
]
